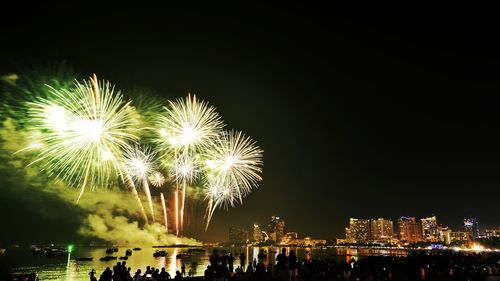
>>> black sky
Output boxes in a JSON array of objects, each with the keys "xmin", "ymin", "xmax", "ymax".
[{"xmin": 1, "ymin": 4, "xmax": 499, "ymax": 242}]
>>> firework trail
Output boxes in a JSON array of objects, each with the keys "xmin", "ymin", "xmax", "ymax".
[
  {"xmin": 123, "ymin": 145, "xmax": 160, "ymax": 222},
  {"xmin": 156, "ymin": 94, "xmax": 223, "ymax": 234},
  {"xmin": 160, "ymin": 192, "xmax": 168, "ymax": 233},
  {"xmin": 121, "ymin": 171, "xmax": 149, "ymax": 223}
]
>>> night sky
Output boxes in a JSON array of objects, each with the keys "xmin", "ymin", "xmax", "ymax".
[{"xmin": 1, "ymin": 4, "xmax": 499, "ymax": 242}]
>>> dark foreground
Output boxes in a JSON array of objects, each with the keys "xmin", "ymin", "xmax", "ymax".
[{"xmin": 9, "ymin": 250, "xmax": 500, "ymax": 281}]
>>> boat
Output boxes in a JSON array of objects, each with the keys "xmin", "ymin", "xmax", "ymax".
[
  {"xmin": 119, "ymin": 256, "xmax": 128, "ymax": 260},
  {"xmin": 176, "ymin": 252, "xmax": 191, "ymax": 259},
  {"xmin": 188, "ymin": 248, "xmax": 206, "ymax": 253},
  {"xmin": 100, "ymin": 256, "xmax": 117, "ymax": 261},
  {"xmin": 45, "ymin": 248, "xmax": 68, "ymax": 257},
  {"xmin": 125, "ymin": 249, "xmax": 133, "ymax": 256},
  {"xmin": 133, "ymin": 247, "xmax": 142, "ymax": 251},
  {"xmin": 105, "ymin": 247, "xmax": 119, "ymax": 254},
  {"xmin": 153, "ymin": 250, "xmax": 168, "ymax": 257},
  {"xmin": 76, "ymin": 257, "xmax": 93, "ymax": 261},
  {"xmin": 31, "ymin": 247, "xmax": 45, "ymax": 255}
]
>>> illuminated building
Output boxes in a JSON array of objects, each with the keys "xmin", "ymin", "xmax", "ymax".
[
  {"xmin": 228, "ymin": 226, "xmax": 249, "ymax": 245},
  {"xmin": 286, "ymin": 232, "xmax": 298, "ymax": 239},
  {"xmin": 336, "ymin": 238, "xmax": 348, "ymax": 245},
  {"xmin": 437, "ymin": 225, "xmax": 451, "ymax": 245},
  {"xmin": 370, "ymin": 218, "xmax": 394, "ymax": 242},
  {"xmin": 282, "ymin": 232, "xmax": 298, "ymax": 244},
  {"xmin": 450, "ymin": 231, "xmax": 468, "ymax": 242},
  {"xmin": 346, "ymin": 218, "xmax": 370, "ymax": 243},
  {"xmin": 463, "ymin": 218, "xmax": 479, "ymax": 240},
  {"xmin": 421, "ymin": 216, "xmax": 438, "ymax": 242},
  {"xmin": 268, "ymin": 216, "xmax": 285, "ymax": 243},
  {"xmin": 289, "ymin": 237, "xmax": 327, "ymax": 247},
  {"xmin": 398, "ymin": 217, "xmax": 423, "ymax": 243},
  {"xmin": 252, "ymin": 224, "xmax": 264, "ymax": 242},
  {"xmin": 485, "ymin": 228, "xmax": 500, "ymax": 238},
  {"xmin": 345, "ymin": 227, "xmax": 352, "ymax": 242}
]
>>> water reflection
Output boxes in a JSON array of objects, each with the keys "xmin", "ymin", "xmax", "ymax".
[
  {"xmin": 168, "ymin": 248, "xmax": 178, "ymax": 275},
  {"xmin": 4, "ymin": 245, "xmax": 409, "ymax": 280}
]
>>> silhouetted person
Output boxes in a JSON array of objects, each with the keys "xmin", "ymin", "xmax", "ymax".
[
  {"xmin": 239, "ymin": 252, "xmax": 246, "ymax": 270},
  {"xmin": 181, "ymin": 263, "xmax": 186, "ymax": 276},
  {"xmin": 204, "ymin": 265, "xmax": 213, "ymax": 281},
  {"xmin": 160, "ymin": 267, "xmax": 171, "ymax": 280},
  {"xmin": 89, "ymin": 269, "xmax": 97, "ymax": 281},
  {"xmin": 276, "ymin": 248, "xmax": 289, "ymax": 281},
  {"xmin": 288, "ymin": 250, "xmax": 298, "ymax": 281},
  {"xmin": 228, "ymin": 253, "xmax": 235, "ymax": 272},
  {"xmin": 174, "ymin": 270, "xmax": 183, "ymax": 280},
  {"xmin": 133, "ymin": 269, "xmax": 142, "ymax": 281},
  {"xmin": 210, "ymin": 249, "xmax": 220, "ymax": 267},
  {"xmin": 99, "ymin": 267, "xmax": 112, "ymax": 281}
]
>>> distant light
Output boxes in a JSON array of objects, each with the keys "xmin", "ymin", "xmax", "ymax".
[{"xmin": 67, "ymin": 244, "xmax": 74, "ymax": 253}]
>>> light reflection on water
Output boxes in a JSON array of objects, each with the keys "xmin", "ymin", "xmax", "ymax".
[{"xmin": 1, "ymin": 246, "xmax": 408, "ymax": 280}]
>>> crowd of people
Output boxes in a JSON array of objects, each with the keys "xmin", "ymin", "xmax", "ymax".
[
  {"xmin": 90, "ymin": 261, "xmax": 186, "ymax": 281},
  {"xmin": 200, "ymin": 248, "xmax": 500, "ymax": 281},
  {"xmin": 87, "ymin": 249, "xmax": 500, "ymax": 281}
]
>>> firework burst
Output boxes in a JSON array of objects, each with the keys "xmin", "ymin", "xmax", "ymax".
[
  {"xmin": 25, "ymin": 74, "xmax": 138, "ymax": 203},
  {"xmin": 156, "ymin": 94, "xmax": 224, "ymax": 151},
  {"xmin": 156, "ymin": 94, "xmax": 224, "ymax": 234},
  {"xmin": 204, "ymin": 130, "xmax": 263, "ymax": 228},
  {"xmin": 149, "ymin": 171, "xmax": 166, "ymax": 187},
  {"xmin": 123, "ymin": 145, "xmax": 160, "ymax": 222}
]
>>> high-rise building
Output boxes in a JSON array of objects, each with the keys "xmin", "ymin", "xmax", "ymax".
[
  {"xmin": 345, "ymin": 227, "xmax": 352, "ymax": 242},
  {"xmin": 398, "ymin": 217, "xmax": 423, "ymax": 243},
  {"xmin": 229, "ymin": 226, "xmax": 249, "ymax": 245},
  {"xmin": 346, "ymin": 218, "xmax": 370, "ymax": 243},
  {"xmin": 437, "ymin": 225, "xmax": 451, "ymax": 245},
  {"xmin": 252, "ymin": 224, "xmax": 263, "ymax": 243},
  {"xmin": 463, "ymin": 218, "xmax": 479, "ymax": 240},
  {"xmin": 450, "ymin": 231, "xmax": 468, "ymax": 242},
  {"xmin": 421, "ymin": 216, "xmax": 438, "ymax": 242},
  {"xmin": 370, "ymin": 218, "xmax": 394, "ymax": 242},
  {"xmin": 485, "ymin": 228, "xmax": 500, "ymax": 238},
  {"xmin": 268, "ymin": 216, "xmax": 285, "ymax": 243},
  {"xmin": 282, "ymin": 232, "xmax": 298, "ymax": 244}
]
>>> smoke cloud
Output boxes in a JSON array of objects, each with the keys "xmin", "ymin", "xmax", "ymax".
[{"xmin": 0, "ymin": 118, "xmax": 201, "ymax": 246}]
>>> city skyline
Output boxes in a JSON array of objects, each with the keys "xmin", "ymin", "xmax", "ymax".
[{"xmin": 224, "ymin": 214, "xmax": 499, "ymax": 244}]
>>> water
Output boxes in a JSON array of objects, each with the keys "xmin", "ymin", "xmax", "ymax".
[{"xmin": 0, "ymin": 245, "xmax": 409, "ymax": 280}]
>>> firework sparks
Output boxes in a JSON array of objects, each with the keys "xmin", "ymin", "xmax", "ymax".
[
  {"xmin": 149, "ymin": 171, "xmax": 165, "ymax": 187},
  {"xmin": 156, "ymin": 94, "xmax": 224, "ymax": 151},
  {"xmin": 123, "ymin": 146, "xmax": 159, "ymax": 222},
  {"xmin": 204, "ymin": 130, "xmax": 263, "ymax": 228},
  {"xmin": 25, "ymin": 74, "xmax": 138, "ymax": 203},
  {"xmin": 156, "ymin": 94, "xmax": 224, "ymax": 234}
]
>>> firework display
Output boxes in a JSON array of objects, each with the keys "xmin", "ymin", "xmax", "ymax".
[{"xmin": 17, "ymin": 74, "xmax": 263, "ymax": 234}]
